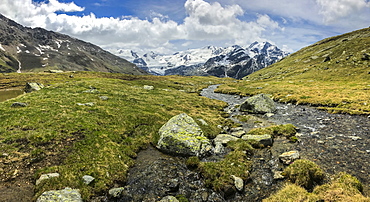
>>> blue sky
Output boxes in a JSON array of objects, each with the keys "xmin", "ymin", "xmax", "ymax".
[{"xmin": 1, "ymin": 0, "xmax": 369, "ymax": 54}]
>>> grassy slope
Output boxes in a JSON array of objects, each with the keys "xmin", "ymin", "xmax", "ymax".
[
  {"xmin": 217, "ymin": 27, "xmax": 370, "ymax": 114},
  {"xmin": 0, "ymin": 72, "xmax": 236, "ymax": 200}
]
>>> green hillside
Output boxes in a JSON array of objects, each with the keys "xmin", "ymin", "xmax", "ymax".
[{"xmin": 217, "ymin": 27, "xmax": 370, "ymax": 114}]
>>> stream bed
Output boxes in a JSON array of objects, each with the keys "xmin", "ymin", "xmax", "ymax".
[{"xmin": 111, "ymin": 85, "xmax": 370, "ymax": 202}]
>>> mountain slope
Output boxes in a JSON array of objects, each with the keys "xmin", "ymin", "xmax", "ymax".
[
  {"xmin": 0, "ymin": 14, "xmax": 147, "ymax": 75},
  {"xmin": 117, "ymin": 42, "xmax": 288, "ymax": 79},
  {"xmin": 217, "ymin": 27, "xmax": 370, "ymax": 114}
]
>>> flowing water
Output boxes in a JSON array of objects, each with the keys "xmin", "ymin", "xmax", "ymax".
[{"xmin": 115, "ymin": 85, "xmax": 370, "ymax": 201}]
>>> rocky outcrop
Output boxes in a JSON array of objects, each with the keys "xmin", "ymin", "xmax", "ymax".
[
  {"xmin": 24, "ymin": 82, "xmax": 44, "ymax": 93},
  {"xmin": 156, "ymin": 113, "xmax": 212, "ymax": 157},
  {"xmin": 36, "ymin": 187, "xmax": 82, "ymax": 202},
  {"xmin": 240, "ymin": 94, "xmax": 276, "ymax": 114}
]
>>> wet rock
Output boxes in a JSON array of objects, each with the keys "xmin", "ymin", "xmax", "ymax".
[
  {"xmin": 25, "ymin": 82, "xmax": 44, "ymax": 93},
  {"xmin": 108, "ymin": 187, "xmax": 125, "ymax": 198},
  {"xmin": 82, "ymin": 175, "xmax": 95, "ymax": 185},
  {"xmin": 279, "ymin": 150, "xmax": 300, "ymax": 164},
  {"xmin": 156, "ymin": 113, "xmax": 212, "ymax": 157},
  {"xmin": 232, "ymin": 175, "xmax": 244, "ymax": 191},
  {"xmin": 11, "ymin": 102, "xmax": 27, "ymax": 107},
  {"xmin": 36, "ymin": 173, "xmax": 60, "ymax": 185},
  {"xmin": 240, "ymin": 94, "xmax": 276, "ymax": 114},
  {"xmin": 159, "ymin": 196, "xmax": 179, "ymax": 202},
  {"xmin": 36, "ymin": 187, "xmax": 82, "ymax": 202},
  {"xmin": 213, "ymin": 134, "xmax": 239, "ymax": 145},
  {"xmin": 242, "ymin": 134, "xmax": 273, "ymax": 147}
]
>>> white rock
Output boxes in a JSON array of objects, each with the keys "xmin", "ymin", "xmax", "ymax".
[
  {"xmin": 279, "ymin": 150, "xmax": 300, "ymax": 164},
  {"xmin": 36, "ymin": 173, "xmax": 60, "ymax": 185}
]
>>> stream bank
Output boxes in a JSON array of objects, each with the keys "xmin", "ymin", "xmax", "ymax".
[{"xmin": 109, "ymin": 84, "xmax": 369, "ymax": 201}]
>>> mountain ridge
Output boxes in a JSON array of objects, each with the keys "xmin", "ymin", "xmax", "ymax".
[
  {"xmin": 0, "ymin": 13, "xmax": 147, "ymax": 75},
  {"xmin": 117, "ymin": 42, "xmax": 289, "ymax": 79}
]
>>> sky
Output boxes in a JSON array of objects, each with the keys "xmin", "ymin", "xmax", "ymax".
[{"xmin": 0, "ymin": 0, "xmax": 369, "ymax": 54}]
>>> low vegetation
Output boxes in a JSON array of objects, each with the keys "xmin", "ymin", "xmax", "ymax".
[
  {"xmin": 216, "ymin": 28, "xmax": 370, "ymax": 115},
  {"xmin": 264, "ymin": 171, "xmax": 369, "ymax": 202},
  {"xmin": 0, "ymin": 72, "xmax": 235, "ymax": 200}
]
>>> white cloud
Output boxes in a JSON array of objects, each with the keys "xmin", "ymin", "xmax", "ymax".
[
  {"xmin": 0, "ymin": 0, "xmax": 284, "ymax": 53},
  {"xmin": 316, "ymin": 0, "xmax": 370, "ymax": 24}
]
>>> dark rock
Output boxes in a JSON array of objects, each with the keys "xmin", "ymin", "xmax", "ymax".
[
  {"xmin": 11, "ymin": 102, "xmax": 27, "ymax": 107},
  {"xmin": 361, "ymin": 53, "xmax": 369, "ymax": 60},
  {"xmin": 323, "ymin": 56, "xmax": 331, "ymax": 62}
]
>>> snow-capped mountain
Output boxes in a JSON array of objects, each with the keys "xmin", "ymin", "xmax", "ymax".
[
  {"xmin": 0, "ymin": 13, "xmax": 146, "ymax": 75},
  {"xmin": 117, "ymin": 42, "xmax": 289, "ymax": 79}
]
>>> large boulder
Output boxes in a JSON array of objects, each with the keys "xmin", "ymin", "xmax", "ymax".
[
  {"xmin": 24, "ymin": 82, "xmax": 44, "ymax": 93},
  {"xmin": 240, "ymin": 94, "xmax": 276, "ymax": 114},
  {"xmin": 156, "ymin": 113, "xmax": 212, "ymax": 157}
]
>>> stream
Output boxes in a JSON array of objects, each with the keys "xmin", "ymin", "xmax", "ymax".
[{"xmin": 108, "ymin": 85, "xmax": 370, "ymax": 202}]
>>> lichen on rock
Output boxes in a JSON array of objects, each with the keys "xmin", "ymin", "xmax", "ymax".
[{"xmin": 156, "ymin": 113, "xmax": 212, "ymax": 157}]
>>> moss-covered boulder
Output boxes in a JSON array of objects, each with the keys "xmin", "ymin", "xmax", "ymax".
[
  {"xmin": 156, "ymin": 113, "xmax": 212, "ymax": 157},
  {"xmin": 240, "ymin": 94, "xmax": 276, "ymax": 114}
]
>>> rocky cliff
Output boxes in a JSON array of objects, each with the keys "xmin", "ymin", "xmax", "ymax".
[{"xmin": 0, "ymin": 14, "xmax": 147, "ymax": 75}]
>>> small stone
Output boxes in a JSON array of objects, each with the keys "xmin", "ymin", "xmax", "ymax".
[
  {"xmin": 143, "ymin": 85, "xmax": 154, "ymax": 90},
  {"xmin": 213, "ymin": 134, "xmax": 239, "ymax": 145},
  {"xmin": 242, "ymin": 134, "xmax": 273, "ymax": 147},
  {"xmin": 99, "ymin": 96, "xmax": 109, "ymax": 101},
  {"xmin": 36, "ymin": 173, "xmax": 60, "ymax": 185},
  {"xmin": 279, "ymin": 150, "xmax": 300, "ymax": 164},
  {"xmin": 159, "ymin": 196, "xmax": 179, "ymax": 202},
  {"xmin": 197, "ymin": 119, "xmax": 208, "ymax": 126},
  {"xmin": 231, "ymin": 130, "xmax": 245, "ymax": 138},
  {"xmin": 348, "ymin": 136, "xmax": 362, "ymax": 141},
  {"xmin": 265, "ymin": 113, "xmax": 275, "ymax": 117},
  {"xmin": 231, "ymin": 175, "xmax": 244, "ymax": 192},
  {"xmin": 108, "ymin": 187, "xmax": 125, "ymax": 198},
  {"xmin": 77, "ymin": 102, "xmax": 95, "ymax": 107},
  {"xmin": 214, "ymin": 143, "xmax": 225, "ymax": 155},
  {"xmin": 366, "ymin": 150, "xmax": 370, "ymax": 153},
  {"xmin": 317, "ymin": 140, "xmax": 325, "ymax": 144},
  {"xmin": 82, "ymin": 175, "xmax": 95, "ymax": 185},
  {"xmin": 273, "ymin": 171, "xmax": 285, "ymax": 180},
  {"xmin": 11, "ymin": 102, "xmax": 27, "ymax": 107}
]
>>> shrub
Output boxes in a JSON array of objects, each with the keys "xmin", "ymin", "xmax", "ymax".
[{"xmin": 282, "ymin": 159, "xmax": 325, "ymax": 190}]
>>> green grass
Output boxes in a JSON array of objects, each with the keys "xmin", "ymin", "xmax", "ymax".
[
  {"xmin": 0, "ymin": 72, "xmax": 235, "ymax": 200},
  {"xmin": 216, "ymin": 28, "xmax": 370, "ymax": 115}
]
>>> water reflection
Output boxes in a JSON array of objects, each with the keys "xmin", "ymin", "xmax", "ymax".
[{"xmin": 0, "ymin": 89, "xmax": 24, "ymax": 102}]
